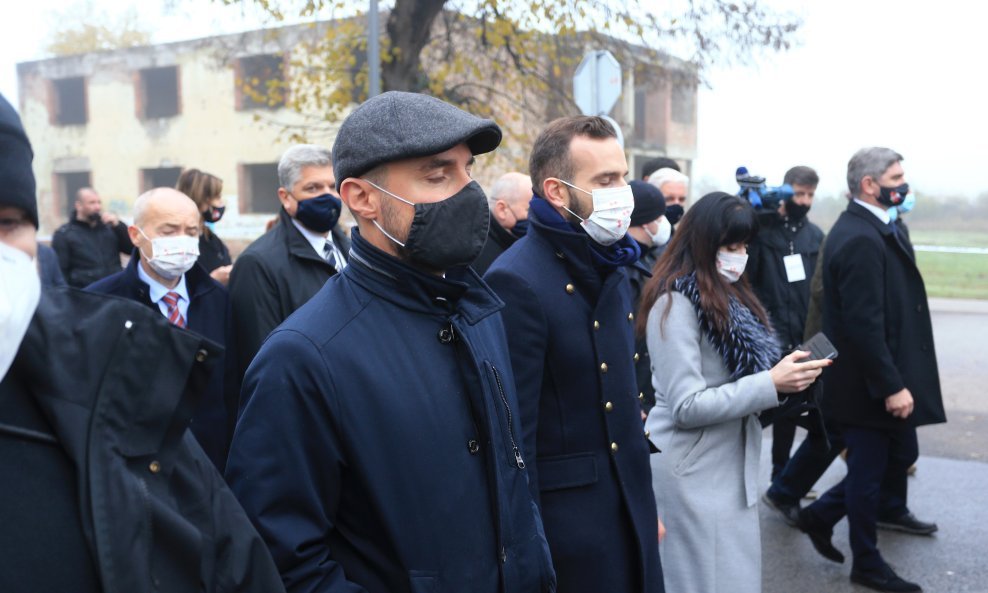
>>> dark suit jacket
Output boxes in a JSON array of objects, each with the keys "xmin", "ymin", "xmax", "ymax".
[
  {"xmin": 821, "ymin": 201, "xmax": 945, "ymax": 430},
  {"xmin": 472, "ymin": 212, "xmax": 519, "ymax": 276}
]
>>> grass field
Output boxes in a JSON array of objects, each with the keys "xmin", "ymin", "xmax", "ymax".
[
  {"xmin": 916, "ymin": 250, "xmax": 988, "ymax": 300},
  {"xmin": 909, "ymin": 229, "xmax": 988, "ymax": 249}
]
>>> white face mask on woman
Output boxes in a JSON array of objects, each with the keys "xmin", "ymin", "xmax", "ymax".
[
  {"xmin": 556, "ymin": 179, "xmax": 634, "ymax": 246},
  {"xmin": 0, "ymin": 241, "xmax": 41, "ymax": 380},
  {"xmin": 716, "ymin": 249, "xmax": 748, "ymax": 283}
]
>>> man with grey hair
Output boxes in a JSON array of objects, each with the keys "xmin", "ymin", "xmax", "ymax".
[
  {"xmin": 796, "ymin": 148, "xmax": 944, "ymax": 592},
  {"xmin": 228, "ymin": 143, "xmax": 350, "ymax": 385},
  {"xmin": 646, "ymin": 167, "xmax": 689, "ymax": 229},
  {"xmin": 87, "ymin": 187, "xmax": 234, "ymax": 470},
  {"xmin": 472, "ymin": 171, "xmax": 532, "ymax": 274}
]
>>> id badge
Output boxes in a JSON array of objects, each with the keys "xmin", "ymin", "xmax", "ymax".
[{"xmin": 784, "ymin": 254, "xmax": 806, "ymax": 283}]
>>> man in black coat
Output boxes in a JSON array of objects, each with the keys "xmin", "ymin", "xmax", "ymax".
[
  {"xmin": 747, "ymin": 166, "xmax": 824, "ymax": 484},
  {"xmin": 797, "ymin": 148, "xmax": 945, "ymax": 593},
  {"xmin": 87, "ymin": 187, "xmax": 233, "ymax": 471},
  {"xmin": 485, "ymin": 116, "xmax": 663, "ymax": 593},
  {"xmin": 472, "ymin": 171, "xmax": 531, "ymax": 275},
  {"xmin": 51, "ymin": 186, "xmax": 133, "ymax": 287},
  {"xmin": 0, "ymin": 91, "xmax": 284, "ymax": 593},
  {"xmin": 228, "ymin": 144, "xmax": 350, "ymax": 384}
]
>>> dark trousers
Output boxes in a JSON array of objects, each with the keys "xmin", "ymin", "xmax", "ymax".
[
  {"xmin": 771, "ymin": 416, "xmax": 799, "ymax": 480},
  {"xmin": 803, "ymin": 425, "xmax": 919, "ymax": 572},
  {"xmin": 768, "ymin": 413, "xmax": 844, "ymax": 504}
]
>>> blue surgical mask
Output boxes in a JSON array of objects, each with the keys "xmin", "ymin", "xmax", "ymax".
[
  {"xmin": 294, "ymin": 193, "xmax": 342, "ymax": 233},
  {"xmin": 897, "ymin": 192, "xmax": 916, "ymax": 215}
]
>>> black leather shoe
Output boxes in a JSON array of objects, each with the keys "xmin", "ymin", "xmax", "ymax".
[
  {"xmin": 850, "ymin": 564, "xmax": 922, "ymax": 592},
  {"xmin": 762, "ymin": 491, "xmax": 800, "ymax": 527},
  {"xmin": 877, "ymin": 512, "xmax": 938, "ymax": 536},
  {"xmin": 796, "ymin": 509, "xmax": 845, "ymax": 563}
]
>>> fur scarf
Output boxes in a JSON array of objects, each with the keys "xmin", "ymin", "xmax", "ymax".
[{"xmin": 673, "ymin": 273, "xmax": 780, "ymax": 381}]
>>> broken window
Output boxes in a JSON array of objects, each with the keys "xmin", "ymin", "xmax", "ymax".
[
  {"xmin": 141, "ymin": 167, "xmax": 183, "ymax": 192},
  {"xmin": 139, "ymin": 66, "xmax": 180, "ymax": 119},
  {"xmin": 240, "ymin": 163, "xmax": 280, "ymax": 213},
  {"xmin": 236, "ymin": 55, "xmax": 286, "ymax": 110},
  {"xmin": 55, "ymin": 171, "xmax": 92, "ymax": 219},
  {"xmin": 671, "ymin": 84, "xmax": 696, "ymax": 125},
  {"xmin": 51, "ymin": 77, "xmax": 87, "ymax": 125}
]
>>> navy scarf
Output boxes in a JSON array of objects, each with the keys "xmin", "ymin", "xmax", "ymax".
[
  {"xmin": 529, "ymin": 195, "xmax": 640, "ymax": 269},
  {"xmin": 673, "ymin": 272, "xmax": 780, "ymax": 380}
]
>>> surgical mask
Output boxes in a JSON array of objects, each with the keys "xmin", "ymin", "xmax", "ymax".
[
  {"xmin": 716, "ymin": 249, "xmax": 748, "ymax": 284},
  {"xmin": 557, "ymin": 179, "xmax": 634, "ymax": 246},
  {"xmin": 295, "ymin": 193, "xmax": 342, "ymax": 233},
  {"xmin": 897, "ymin": 192, "xmax": 916, "ymax": 215},
  {"xmin": 367, "ymin": 179, "xmax": 490, "ymax": 270},
  {"xmin": 0, "ymin": 242, "xmax": 41, "ymax": 381},
  {"xmin": 877, "ymin": 183, "xmax": 909, "ymax": 208},
  {"xmin": 646, "ymin": 216, "xmax": 672, "ymax": 247},
  {"xmin": 138, "ymin": 228, "xmax": 200, "ymax": 280},
  {"xmin": 665, "ymin": 204, "xmax": 685, "ymax": 226}
]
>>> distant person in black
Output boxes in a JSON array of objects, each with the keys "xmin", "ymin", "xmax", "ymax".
[
  {"xmin": 51, "ymin": 187, "xmax": 133, "ymax": 287},
  {"xmin": 177, "ymin": 168, "xmax": 233, "ymax": 286},
  {"xmin": 747, "ymin": 165, "xmax": 824, "ymax": 482}
]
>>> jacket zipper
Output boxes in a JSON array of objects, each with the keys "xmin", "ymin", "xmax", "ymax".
[{"xmin": 490, "ymin": 364, "xmax": 525, "ymax": 469}]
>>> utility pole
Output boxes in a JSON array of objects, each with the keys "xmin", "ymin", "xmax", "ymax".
[{"xmin": 368, "ymin": 0, "xmax": 381, "ymax": 97}]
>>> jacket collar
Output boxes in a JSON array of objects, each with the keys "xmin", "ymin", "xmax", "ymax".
[
  {"xmin": 280, "ymin": 208, "xmax": 337, "ymax": 269},
  {"xmin": 343, "ymin": 228, "xmax": 503, "ymax": 323},
  {"xmin": 121, "ymin": 251, "xmax": 218, "ymax": 309},
  {"xmin": 846, "ymin": 200, "xmax": 915, "ymax": 263},
  {"xmin": 487, "ymin": 212, "xmax": 519, "ymax": 251}
]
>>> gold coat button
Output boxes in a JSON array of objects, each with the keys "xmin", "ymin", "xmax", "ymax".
[
  {"xmin": 195, "ymin": 349, "xmax": 208, "ymax": 362},
  {"xmin": 627, "ymin": 312, "xmax": 634, "ymax": 321},
  {"xmin": 593, "ymin": 320, "xmax": 600, "ymax": 331},
  {"xmin": 633, "ymin": 353, "xmax": 640, "ymax": 362},
  {"xmin": 604, "ymin": 401, "xmax": 614, "ymax": 412},
  {"xmin": 600, "ymin": 362, "xmax": 608, "ymax": 373},
  {"xmin": 638, "ymin": 392, "xmax": 644, "ymax": 401},
  {"xmin": 644, "ymin": 430, "xmax": 651, "ymax": 438},
  {"xmin": 610, "ymin": 442, "xmax": 619, "ymax": 453},
  {"xmin": 149, "ymin": 460, "xmax": 161, "ymax": 473},
  {"xmin": 565, "ymin": 284, "xmax": 575, "ymax": 294}
]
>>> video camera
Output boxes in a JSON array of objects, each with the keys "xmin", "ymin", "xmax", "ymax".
[{"xmin": 735, "ymin": 166, "xmax": 794, "ymax": 211}]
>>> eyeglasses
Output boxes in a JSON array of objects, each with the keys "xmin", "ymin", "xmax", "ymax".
[{"xmin": 0, "ymin": 214, "xmax": 31, "ymax": 234}]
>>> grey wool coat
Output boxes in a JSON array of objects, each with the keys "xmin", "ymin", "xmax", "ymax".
[{"xmin": 645, "ymin": 292, "xmax": 779, "ymax": 593}]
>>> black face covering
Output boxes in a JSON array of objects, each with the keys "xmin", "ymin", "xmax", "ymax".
[
  {"xmin": 374, "ymin": 180, "xmax": 491, "ymax": 270},
  {"xmin": 665, "ymin": 204, "xmax": 685, "ymax": 226},
  {"xmin": 785, "ymin": 200, "xmax": 810, "ymax": 222},
  {"xmin": 877, "ymin": 183, "xmax": 909, "ymax": 207}
]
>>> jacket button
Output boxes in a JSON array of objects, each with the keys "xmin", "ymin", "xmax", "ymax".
[
  {"xmin": 467, "ymin": 439, "xmax": 480, "ymax": 454},
  {"xmin": 610, "ymin": 442, "xmax": 619, "ymax": 454},
  {"xmin": 644, "ymin": 429, "xmax": 650, "ymax": 438},
  {"xmin": 639, "ymin": 392, "xmax": 644, "ymax": 401},
  {"xmin": 149, "ymin": 460, "xmax": 161, "ymax": 473},
  {"xmin": 438, "ymin": 327, "xmax": 454, "ymax": 344},
  {"xmin": 604, "ymin": 401, "xmax": 614, "ymax": 412},
  {"xmin": 195, "ymin": 349, "xmax": 208, "ymax": 362},
  {"xmin": 633, "ymin": 353, "xmax": 640, "ymax": 362},
  {"xmin": 600, "ymin": 362, "xmax": 608, "ymax": 373},
  {"xmin": 124, "ymin": 320, "xmax": 133, "ymax": 330},
  {"xmin": 555, "ymin": 251, "xmax": 565, "ymax": 260},
  {"xmin": 565, "ymin": 283, "xmax": 575, "ymax": 294},
  {"xmin": 627, "ymin": 312, "xmax": 634, "ymax": 321},
  {"xmin": 593, "ymin": 320, "xmax": 600, "ymax": 331}
]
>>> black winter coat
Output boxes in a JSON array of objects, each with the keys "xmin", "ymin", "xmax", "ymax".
[
  {"xmin": 472, "ymin": 212, "xmax": 520, "ymax": 275},
  {"xmin": 821, "ymin": 201, "xmax": 945, "ymax": 430},
  {"xmin": 748, "ymin": 214, "xmax": 824, "ymax": 352},
  {"xmin": 51, "ymin": 218, "xmax": 133, "ymax": 288},
  {"xmin": 0, "ymin": 288, "xmax": 284, "ymax": 593},
  {"xmin": 86, "ymin": 255, "xmax": 234, "ymax": 470},
  {"xmin": 227, "ymin": 208, "xmax": 350, "ymax": 383},
  {"xmin": 628, "ymin": 242, "xmax": 658, "ymax": 412},
  {"xmin": 485, "ymin": 213, "xmax": 664, "ymax": 593}
]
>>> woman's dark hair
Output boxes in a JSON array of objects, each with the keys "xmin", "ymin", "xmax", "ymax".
[{"xmin": 636, "ymin": 191, "xmax": 770, "ymax": 337}]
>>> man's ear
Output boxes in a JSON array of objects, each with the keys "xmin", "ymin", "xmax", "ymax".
[
  {"xmin": 277, "ymin": 187, "xmax": 295, "ymax": 215},
  {"xmin": 542, "ymin": 178, "xmax": 568, "ymax": 210},
  {"xmin": 340, "ymin": 178, "xmax": 378, "ymax": 221},
  {"xmin": 127, "ymin": 225, "xmax": 142, "ymax": 248}
]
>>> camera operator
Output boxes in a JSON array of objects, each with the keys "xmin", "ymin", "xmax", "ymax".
[{"xmin": 746, "ymin": 166, "xmax": 824, "ymax": 486}]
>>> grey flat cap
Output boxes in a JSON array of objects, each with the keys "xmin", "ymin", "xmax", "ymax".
[{"xmin": 333, "ymin": 91, "xmax": 502, "ymax": 190}]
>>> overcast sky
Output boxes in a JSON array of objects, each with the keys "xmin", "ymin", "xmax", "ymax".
[{"xmin": 2, "ymin": 0, "xmax": 986, "ymax": 199}]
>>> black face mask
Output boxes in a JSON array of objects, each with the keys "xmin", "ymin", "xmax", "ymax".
[
  {"xmin": 510, "ymin": 218, "xmax": 529, "ymax": 238},
  {"xmin": 207, "ymin": 205, "xmax": 226, "ymax": 223},
  {"xmin": 370, "ymin": 180, "xmax": 490, "ymax": 271},
  {"xmin": 785, "ymin": 200, "xmax": 810, "ymax": 222},
  {"xmin": 295, "ymin": 193, "xmax": 342, "ymax": 233},
  {"xmin": 665, "ymin": 204, "xmax": 685, "ymax": 226},
  {"xmin": 877, "ymin": 183, "xmax": 909, "ymax": 207}
]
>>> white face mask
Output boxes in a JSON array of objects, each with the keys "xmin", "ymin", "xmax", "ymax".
[
  {"xmin": 1, "ymin": 242, "xmax": 41, "ymax": 381},
  {"xmin": 138, "ymin": 228, "xmax": 200, "ymax": 280},
  {"xmin": 716, "ymin": 249, "xmax": 748, "ymax": 283},
  {"xmin": 557, "ymin": 180, "xmax": 634, "ymax": 246},
  {"xmin": 646, "ymin": 216, "xmax": 672, "ymax": 247}
]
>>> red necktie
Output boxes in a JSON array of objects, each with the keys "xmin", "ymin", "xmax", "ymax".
[{"xmin": 162, "ymin": 291, "xmax": 186, "ymax": 328}]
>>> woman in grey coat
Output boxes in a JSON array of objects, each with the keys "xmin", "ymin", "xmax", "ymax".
[{"xmin": 638, "ymin": 193, "xmax": 831, "ymax": 593}]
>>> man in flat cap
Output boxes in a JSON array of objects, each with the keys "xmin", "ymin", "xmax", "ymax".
[{"xmin": 226, "ymin": 91, "xmax": 555, "ymax": 593}]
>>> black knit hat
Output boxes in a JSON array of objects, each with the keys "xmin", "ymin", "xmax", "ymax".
[
  {"xmin": 629, "ymin": 180, "xmax": 666, "ymax": 227},
  {"xmin": 0, "ymin": 93, "xmax": 37, "ymax": 228}
]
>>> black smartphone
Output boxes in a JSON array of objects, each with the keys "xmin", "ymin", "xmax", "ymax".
[{"xmin": 797, "ymin": 332, "xmax": 839, "ymax": 361}]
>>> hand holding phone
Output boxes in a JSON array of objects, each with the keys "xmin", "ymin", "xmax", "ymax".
[{"xmin": 797, "ymin": 332, "xmax": 839, "ymax": 361}]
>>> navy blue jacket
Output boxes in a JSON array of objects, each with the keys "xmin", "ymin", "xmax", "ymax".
[
  {"xmin": 87, "ymin": 254, "xmax": 233, "ymax": 470},
  {"xmin": 226, "ymin": 230, "xmax": 555, "ymax": 593},
  {"xmin": 485, "ymin": 212, "xmax": 663, "ymax": 593}
]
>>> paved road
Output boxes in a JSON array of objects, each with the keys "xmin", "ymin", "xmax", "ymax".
[{"xmin": 761, "ymin": 298, "xmax": 988, "ymax": 593}]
